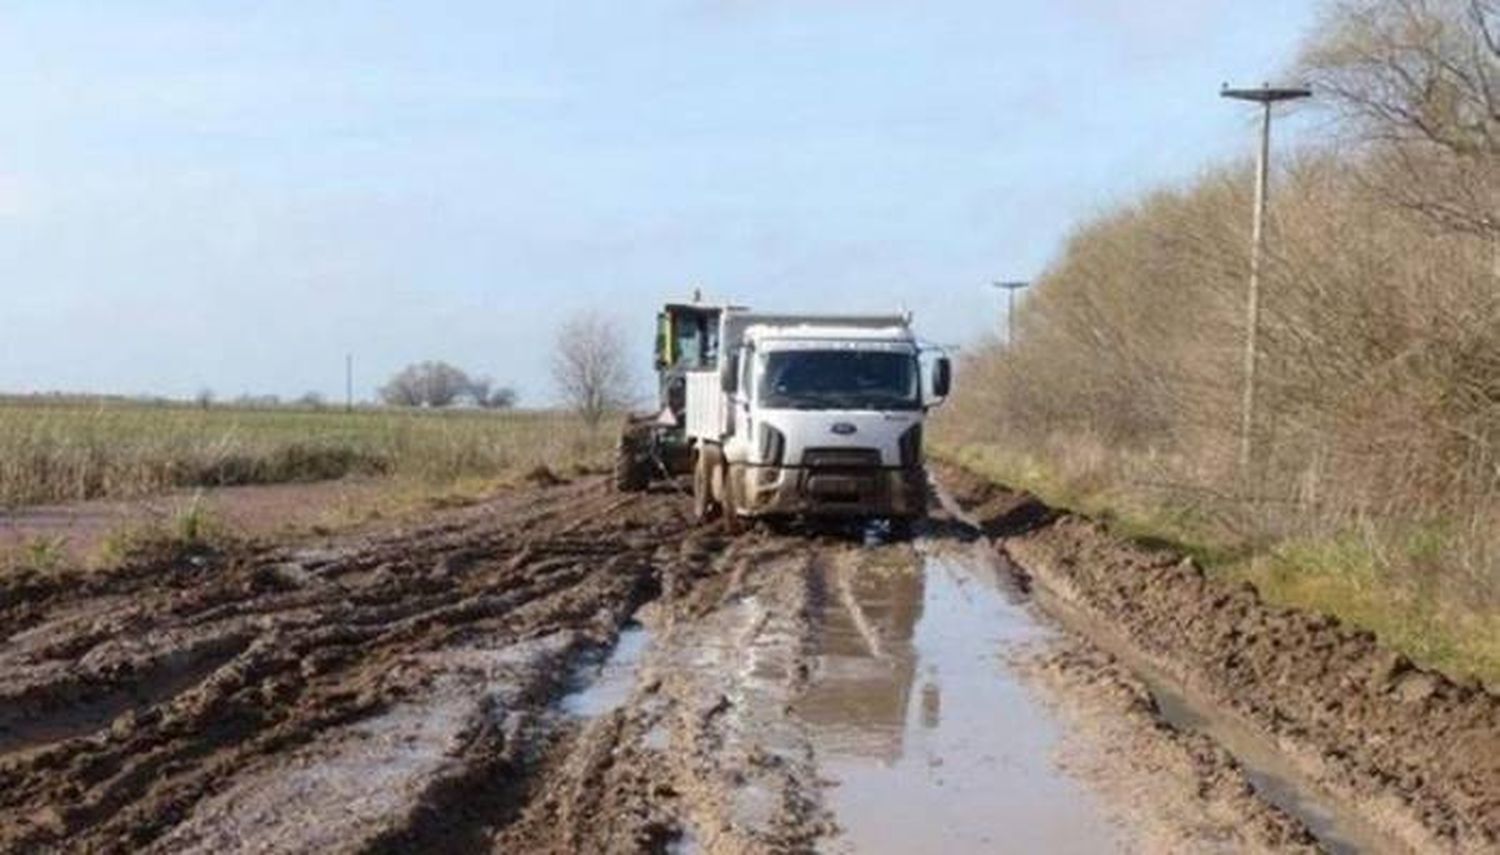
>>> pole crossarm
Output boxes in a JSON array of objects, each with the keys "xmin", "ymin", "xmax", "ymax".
[{"xmin": 1220, "ymin": 85, "xmax": 1312, "ymax": 103}]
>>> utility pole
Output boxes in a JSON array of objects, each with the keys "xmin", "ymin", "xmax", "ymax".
[
  {"xmin": 1220, "ymin": 83, "xmax": 1309, "ymax": 482},
  {"xmin": 992, "ymin": 280, "xmax": 1030, "ymax": 347}
]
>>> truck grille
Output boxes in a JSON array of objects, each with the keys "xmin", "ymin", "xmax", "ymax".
[{"xmin": 802, "ymin": 447, "xmax": 881, "ymax": 468}]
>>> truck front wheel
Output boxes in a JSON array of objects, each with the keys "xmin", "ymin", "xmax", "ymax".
[
  {"xmin": 692, "ymin": 450, "xmax": 718, "ymax": 523},
  {"xmin": 721, "ymin": 463, "xmax": 745, "ymax": 535}
]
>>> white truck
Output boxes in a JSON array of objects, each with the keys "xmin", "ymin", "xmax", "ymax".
[{"xmin": 679, "ymin": 307, "xmax": 951, "ymax": 534}]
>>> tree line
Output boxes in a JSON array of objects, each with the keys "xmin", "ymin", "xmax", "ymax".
[
  {"xmin": 378, "ymin": 361, "xmax": 517, "ymax": 409},
  {"xmin": 945, "ymin": 0, "xmax": 1499, "ymax": 601},
  {"xmin": 378, "ymin": 311, "xmax": 635, "ymax": 422}
]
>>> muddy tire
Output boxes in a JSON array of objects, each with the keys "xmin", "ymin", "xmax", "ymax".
[
  {"xmin": 721, "ymin": 464, "xmax": 745, "ymax": 535},
  {"xmin": 692, "ymin": 450, "xmax": 718, "ymax": 523},
  {"xmin": 614, "ymin": 428, "xmax": 651, "ymax": 493},
  {"xmin": 888, "ymin": 516, "xmax": 916, "ymax": 541}
]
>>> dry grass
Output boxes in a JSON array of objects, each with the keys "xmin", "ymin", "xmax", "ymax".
[
  {"xmin": 938, "ymin": 147, "xmax": 1498, "ymax": 585},
  {"xmin": 0, "ymin": 398, "xmax": 614, "ymax": 509},
  {"xmin": 937, "ymin": 0, "xmax": 1500, "ymax": 682},
  {"xmin": 91, "ymin": 495, "xmax": 238, "ymax": 568}
]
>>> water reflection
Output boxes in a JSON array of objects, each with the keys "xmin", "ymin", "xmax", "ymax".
[
  {"xmin": 796, "ymin": 561, "xmax": 925, "ymax": 762},
  {"xmin": 796, "ymin": 542, "xmax": 1121, "ymax": 854}
]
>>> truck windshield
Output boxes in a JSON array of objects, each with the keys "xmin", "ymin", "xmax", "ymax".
[{"xmin": 760, "ymin": 350, "xmax": 920, "ymax": 411}]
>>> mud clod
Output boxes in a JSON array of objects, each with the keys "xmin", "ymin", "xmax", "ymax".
[{"xmin": 523, "ymin": 465, "xmax": 566, "ymax": 487}]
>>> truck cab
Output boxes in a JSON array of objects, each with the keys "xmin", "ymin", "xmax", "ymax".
[{"xmin": 685, "ymin": 311, "xmax": 951, "ymax": 532}]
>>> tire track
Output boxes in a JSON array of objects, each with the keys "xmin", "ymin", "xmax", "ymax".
[{"xmin": 0, "ymin": 477, "xmax": 694, "ymax": 852}]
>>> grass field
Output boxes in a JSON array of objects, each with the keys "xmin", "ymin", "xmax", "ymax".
[{"xmin": 0, "ymin": 397, "xmax": 613, "ymax": 508}]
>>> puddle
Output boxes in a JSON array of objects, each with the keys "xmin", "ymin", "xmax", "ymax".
[
  {"xmin": 1146, "ymin": 671, "xmax": 1385, "ymax": 854},
  {"xmin": 560, "ymin": 622, "xmax": 652, "ymax": 717},
  {"xmin": 931, "ymin": 479, "xmax": 1395, "ymax": 853},
  {"xmin": 797, "ymin": 542, "xmax": 1123, "ymax": 853},
  {"xmin": 1021, "ymin": 583, "xmax": 1394, "ymax": 854}
]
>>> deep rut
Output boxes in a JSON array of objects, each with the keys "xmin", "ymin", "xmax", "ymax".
[
  {"xmin": 3, "ymin": 470, "xmax": 1490, "ymax": 853},
  {"xmin": 0, "ymin": 478, "xmax": 688, "ymax": 852}
]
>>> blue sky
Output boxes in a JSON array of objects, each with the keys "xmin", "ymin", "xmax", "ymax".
[{"xmin": 0, "ymin": 0, "xmax": 1323, "ymax": 404}]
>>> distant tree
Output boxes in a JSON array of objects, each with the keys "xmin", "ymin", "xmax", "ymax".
[
  {"xmin": 551, "ymin": 310, "xmax": 633, "ymax": 429},
  {"xmin": 297, "ymin": 391, "xmax": 327, "ymax": 409},
  {"xmin": 482, "ymin": 386, "xmax": 518, "ymax": 409},
  {"xmin": 195, "ymin": 388, "xmax": 214, "ymax": 410},
  {"xmin": 380, "ymin": 361, "xmax": 476, "ymax": 408},
  {"xmin": 465, "ymin": 375, "xmax": 518, "ymax": 409},
  {"xmin": 379, "ymin": 371, "xmax": 422, "ymax": 407},
  {"xmin": 467, "ymin": 375, "xmax": 492, "ymax": 407}
]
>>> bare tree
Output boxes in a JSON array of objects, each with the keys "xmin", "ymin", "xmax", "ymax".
[
  {"xmin": 194, "ymin": 388, "xmax": 214, "ymax": 410},
  {"xmin": 1300, "ymin": 0, "xmax": 1500, "ymax": 238},
  {"xmin": 379, "ymin": 372, "xmax": 422, "ymax": 407},
  {"xmin": 232, "ymin": 393, "xmax": 281, "ymax": 408},
  {"xmin": 551, "ymin": 310, "xmax": 633, "ymax": 428},
  {"xmin": 380, "ymin": 361, "xmax": 474, "ymax": 408},
  {"xmin": 483, "ymin": 386, "xmax": 519, "ymax": 409},
  {"xmin": 465, "ymin": 375, "xmax": 519, "ymax": 409},
  {"xmin": 467, "ymin": 375, "xmax": 492, "ymax": 408},
  {"xmin": 378, "ymin": 362, "xmax": 518, "ymax": 408}
]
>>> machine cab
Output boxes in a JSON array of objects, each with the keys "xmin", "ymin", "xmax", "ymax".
[
  {"xmin": 655, "ymin": 304, "xmax": 722, "ymax": 372},
  {"xmin": 655, "ymin": 303, "xmax": 727, "ymax": 420}
]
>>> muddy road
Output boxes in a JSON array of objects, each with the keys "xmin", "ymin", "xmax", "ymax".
[{"xmin": 1, "ymin": 472, "xmax": 1495, "ymax": 853}]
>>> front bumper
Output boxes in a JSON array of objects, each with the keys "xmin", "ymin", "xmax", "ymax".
[{"xmin": 732, "ymin": 463, "xmax": 927, "ymax": 518}]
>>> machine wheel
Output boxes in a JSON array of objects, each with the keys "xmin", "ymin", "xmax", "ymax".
[
  {"xmin": 888, "ymin": 516, "xmax": 916, "ymax": 541},
  {"xmin": 692, "ymin": 449, "xmax": 718, "ymax": 523},
  {"xmin": 613, "ymin": 426, "xmax": 651, "ymax": 492}
]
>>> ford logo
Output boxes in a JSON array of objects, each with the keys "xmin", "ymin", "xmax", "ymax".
[{"xmin": 830, "ymin": 422, "xmax": 857, "ymax": 435}]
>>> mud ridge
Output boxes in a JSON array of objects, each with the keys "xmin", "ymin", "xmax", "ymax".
[
  {"xmin": 494, "ymin": 532, "xmax": 834, "ymax": 854},
  {"xmin": 1009, "ymin": 640, "xmax": 1321, "ymax": 853},
  {"xmin": 940, "ymin": 462, "xmax": 1500, "ymax": 854}
]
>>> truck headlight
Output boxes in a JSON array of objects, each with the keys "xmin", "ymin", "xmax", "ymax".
[
  {"xmin": 758, "ymin": 423, "xmax": 786, "ymax": 466},
  {"xmin": 898, "ymin": 424, "xmax": 922, "ymax": 468}
]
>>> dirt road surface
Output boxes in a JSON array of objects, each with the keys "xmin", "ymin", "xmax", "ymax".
[{"xmin": 1, "ymin": 471, "xmax": 1495, "ymax": 853}]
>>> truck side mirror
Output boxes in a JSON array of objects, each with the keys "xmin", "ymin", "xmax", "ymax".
[
  {"xmin": 932, "ymin": 357, "xmax": 951, "ymax": 399},
  {"xmin": 720, "ymin": 352, "xmax": 739, "ymax": 394}
]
